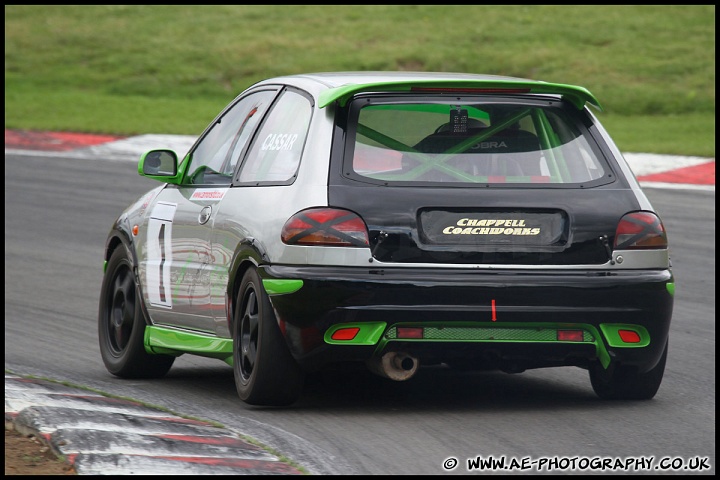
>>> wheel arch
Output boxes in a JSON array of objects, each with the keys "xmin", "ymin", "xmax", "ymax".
[
  {"xmin": 226, "ymin": 238, "xmax": 270, "ymax": 333},
  {"xmin": 103, "ymin": 222, "xmax": 153, "ymax": 327}
]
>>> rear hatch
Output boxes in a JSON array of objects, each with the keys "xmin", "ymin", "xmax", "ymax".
[{"xmin": 328, "ymin": 94, "xmax": 640, "ymax": 265}]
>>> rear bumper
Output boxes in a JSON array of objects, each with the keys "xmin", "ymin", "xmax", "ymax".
[{"xmin": 259, "ymin": 265, "xmax": 674, "ymax": 373}]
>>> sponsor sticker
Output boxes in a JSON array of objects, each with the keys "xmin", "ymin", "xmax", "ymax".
[
  {"xmin": 442, "ymin": 218, "xmax": 541, "ymax": 236},
  {"xmin": 420, "ymin": 210, "xmax": 566, "ymax": 246},
  {"xmin": 190, "ymin": 188, "xmax": 228, "ymax": 201}
]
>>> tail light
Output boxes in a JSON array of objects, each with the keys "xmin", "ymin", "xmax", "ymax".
[
  {"xmin": 614, "ymin": 211, "xmax": 668, "ymax": 249},
  {"xmin": 281, "ymin": 208, "xmax": 369, "ymax": 247}
]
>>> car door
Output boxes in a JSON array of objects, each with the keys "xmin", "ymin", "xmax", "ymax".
[{"xmin": 141, "ymin": 87, "xmax": 279, "ymax": 333}]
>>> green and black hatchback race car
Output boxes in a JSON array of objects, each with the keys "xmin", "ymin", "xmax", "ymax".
[{"xmin": 99, "ymin": 72, "xmax": 674, "ymax": 406}]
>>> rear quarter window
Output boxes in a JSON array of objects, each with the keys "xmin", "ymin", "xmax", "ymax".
[{"xmin": 237, "ymin": 89, "xmax": 313, "ymax": 185}]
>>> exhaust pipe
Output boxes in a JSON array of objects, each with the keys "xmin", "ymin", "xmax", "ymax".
[{"xmin": 367, "ymin": 352, "xmax": 419, "ymax": 381}]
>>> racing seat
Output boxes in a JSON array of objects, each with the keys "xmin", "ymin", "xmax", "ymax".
[
  {"xmin": 478, "ymin": 129, "xmax": 544, "ymax": 176},
  {"xmin": 409, "ymin": 124, "xmax": 542, "ymax": 179},
  {"xmin": 413, "ymin": 118, "xmax": 488, "ymax": 155}
]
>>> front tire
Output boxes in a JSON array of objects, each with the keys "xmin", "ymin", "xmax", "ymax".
[
  {"xmin": 589, "ymin": 340, "xmax": 668, "ymax": 400},
  {"xmin": 233, "ymin": 267, "xmax": 304, "ymax": 406},
  {"xmin": 98, "ymin": 246, "xmax": 175, "ymax": 378}
]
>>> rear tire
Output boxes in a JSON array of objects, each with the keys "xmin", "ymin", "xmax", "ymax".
[
  {"xmin": 589, "ymin": 340, "xmax": 668, "ymax": 400},
  {"xmin": 233, "ymin": 267, "xmax": 304, "ymax": 406},
  {"xmin": 98, "ymin": 247, "xmax": 175, "ymax": 378}
]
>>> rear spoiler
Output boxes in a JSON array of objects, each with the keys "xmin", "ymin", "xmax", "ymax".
[{"xmin": 317, "ymin": 80, "xmax": 602, "ymax": 111}]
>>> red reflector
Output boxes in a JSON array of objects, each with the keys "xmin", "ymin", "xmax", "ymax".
[
  {"xmin": 397, "ymin": 327, "xmax": 423, "ymax": 339},
  {"xmin": 618, "ymin": 329, "xmax": 641, "ymax": 343},
  {"xmin": 557, "ymin": 330, "xmax": 584, "ymax": 342},
  {"xmin": 331, "ymin": 327, "xmax": 360, "ymax": 341}
]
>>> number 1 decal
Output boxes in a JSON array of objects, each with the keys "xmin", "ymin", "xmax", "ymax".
[
  {"xmin": 147, "ymin": 202, "xmax": 177, "ymax": 308},
  {"xmin": 158, "ymin": 223, "xmax": 167, "ymax": 303}
]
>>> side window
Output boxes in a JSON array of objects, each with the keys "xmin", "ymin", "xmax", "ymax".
[
  {"xmin": 184, "ymin": 89, "xmax": 277, "ymax": 185},
  {"xmin": 237, "ymin": 89, "xmax": 312, "ymax": 184}
]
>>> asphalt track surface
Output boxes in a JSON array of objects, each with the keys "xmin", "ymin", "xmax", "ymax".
[{"xmin": 4, "ymin": 129, "xmax": 715, "ymax": 475}]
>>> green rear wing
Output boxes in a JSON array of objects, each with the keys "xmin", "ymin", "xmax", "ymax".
[{"xmin": 318, "ymin": 79, "xmax": 602, "ymax": 111}]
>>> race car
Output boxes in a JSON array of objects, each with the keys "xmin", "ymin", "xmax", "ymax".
[{"xmin": 98, "ymin": 71, "xmax": 674, "ymax": 406}]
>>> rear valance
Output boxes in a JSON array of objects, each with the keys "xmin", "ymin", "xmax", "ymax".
[{"xmin": 318, "ymin": 80, "xmax": 602, "ymax": 111}]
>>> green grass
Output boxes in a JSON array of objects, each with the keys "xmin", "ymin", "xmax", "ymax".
[{"xmin": 4, "ymin": 5, "xmax": 715, "ymax": 157}]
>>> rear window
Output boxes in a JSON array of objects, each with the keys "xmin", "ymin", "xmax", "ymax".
[{"xmin": 344, "ymin": 96, "xmax": 610, "ymax": 186}]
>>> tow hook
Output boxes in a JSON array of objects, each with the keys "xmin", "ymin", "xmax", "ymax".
[
  {"xmin": 599, "ymin": 235, "xmax": 615, "ymax": 265},
  {"xmin": 369, "ymin": 231, "xmax": 388, "ymax": 262}
]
